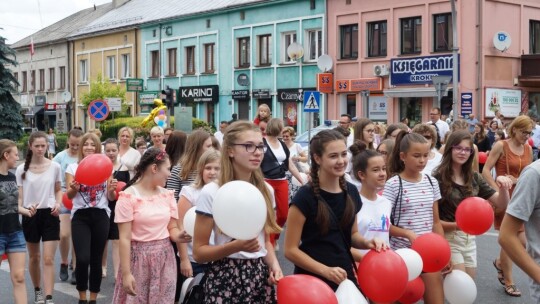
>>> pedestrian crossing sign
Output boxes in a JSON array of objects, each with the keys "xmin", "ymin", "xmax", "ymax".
[{"xmin": 303, "ymin": 91, "xmax": 320, "ymax": 113}]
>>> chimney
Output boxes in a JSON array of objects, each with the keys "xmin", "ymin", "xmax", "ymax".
[{"xmin": 113, "ymin": 0, "xmax": 130, "ymax": 8}]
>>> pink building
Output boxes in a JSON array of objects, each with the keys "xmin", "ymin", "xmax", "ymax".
[{"xmin": 326, "ymin": 0, "xmax": 540, "ymax": 126}]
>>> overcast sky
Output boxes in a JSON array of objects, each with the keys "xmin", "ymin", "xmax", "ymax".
[{"xmin": 0, "ymin": 0, "xmax": 112, "ymax": 45}]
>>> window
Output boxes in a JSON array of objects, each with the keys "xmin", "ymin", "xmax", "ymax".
[
  {"xmin": 59, "ymin": 66, "xmax": 65, "ymax": 89},
  {"xmin": 531, "ymin": 20, "xmax": 540, "ymax": 54},
  {"xmin": 121, "ymin": 54, "xmax": 130, "ymax": 79},
  {"xmin": 30, "ymin": 70, "xmax": 35, "ymax": 91},
  {"xmin": 238, "ymin": 37, "xmax": 250, "ymax": 68},
  {"xmin": 434, "ymin": 13, "xmax": 452, "ymax": 52},
  {"xmin": 49, "ymin": 68, "xmax": 55, "ymax": 90},
  {"xmin": 401, "ymin": 17, "xmax": 422, "ymax": 54},
  {"xmin": 340, "ymin": 24, "xmax": 358, "ymax": 59},
  {"xmin": 185, "ymin": 46, "xmax": 195, "ymax": 75},
  {"xmin": 106, "ymin": 56, "xmax": 116, "ymax": 80},
  {"xmin": 258, "ymin": 34, "xmax": 272, "ymax": 66},
  {"xmin": 368, "ymin": 21, "xmax": 387, "ymax": 57},
  {"xmin": 167, "ymin": 48, "xmax": 177, "ymax": 76},
  {"xmin": 204, "ymin": 43, "xmax": 215, "ymax": 73},
  {"xmin": 80, "ymin": 60, "xmax": 88, "ymax": 82},
  {"xmin": 22, "ymin": 71, "xmax": 27, "ymax": 92},
  {"xmin": 150, "ymin": 50, "xmax": 159, "ymax": 78},
  {"xmin": 283, "ymin": 32, "xmax": 297, "ymax": 62},
  {"xmin": 13, "ymin": 72, "xmax": 18, "ymax": 90},
  {"xmin": 39, "ymin": 69, "xmax": 45, "ymax": 91},
  {"xmin": 306, "ymin": 29, "xmax": 322, "ymax": 61}
]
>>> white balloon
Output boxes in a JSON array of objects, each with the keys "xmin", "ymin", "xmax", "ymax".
[
  {"xmin": 292, "ymin": 172, "xmax": 307, "ymax": 187},
  {"xmin": 335, "ymin": 279, "xmax": 368, "ymax": 304},
  {"xmin": 183, "ymin": 206, "xmax": 197, "ymax": 237},
  {"xmin": 396, "ymin": 248, "xmax": 424, "ymax": 281},
  {"xmin": 443, "ymin": 270, "xmax": 477, "ymax": 304},
  {"xmin": 213, "ymin": 181, "xmax": 267, "ymax": 240}
]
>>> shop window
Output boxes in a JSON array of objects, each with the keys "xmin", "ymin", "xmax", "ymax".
[
  {"xmin": 283, "ymin": 102, "xmax": 298, "ymax": 131},
  {"xmin": 399, "ymin": 97, "xmax": 422, "ymax": 126},
  {"xmin": 346, "ymin": 94, "xmax": 356, "ymax": 118}
]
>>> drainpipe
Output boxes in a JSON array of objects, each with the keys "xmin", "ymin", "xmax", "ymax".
[
  {"xmin": 451, "ymin": 0, "xmax": 459, "ymax": 122},
  {"xmin": 476, "ymin": 0, "xmax": 483, "ymax": 119}
]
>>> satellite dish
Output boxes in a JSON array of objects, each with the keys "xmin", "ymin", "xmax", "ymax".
[
  {"xmin": 493, "ymin": 31, "xmax": 511, "ymax": 52},
  {"xmin": 61, "ymin": 91, "xmax": 72, "ymax": 102},
  {"xmin": 317, "ymin": 55, "xmax": 333, "ymax": 72}
]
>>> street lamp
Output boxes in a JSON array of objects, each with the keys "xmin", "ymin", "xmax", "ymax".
[{"xmin": 287, "ymin": 42, "xmax": 304, "ymax": 62}]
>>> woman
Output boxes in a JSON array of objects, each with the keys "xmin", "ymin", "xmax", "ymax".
[
  {"xmin": 440, "ymin": 119, "xmax": 480, "ymax": 173},
  {"xmin": 165, "ymin": 131, "xmax": 187, "ymax": 168},
  {"xmin": 412, "ymin": 124, "xmax": 443, "ymax": 176},
  {"xmin": 383, "ymin": 123, "xmax": 409, "ymax": 140},
  {"xmin": 353, "ymin": 118, "xmax": 376, "ymax": 150},
  {"xmin": 47, "ymin": 128, "xmax": 58, "ymax": 159},
  {"xmin": 16, "ymin": 131, "xmax": 62, "ymax": 304},
  {"xmin": 113, "ymin": 148, "xmax": 191, "ymax": 304},
  {"xmin": 376, "ymin": 138, "xmax": 395, "ymax": 179},
  {"xmin": 149, "ymin": 127, "xmax": 166, "ymax": 151},
  {"xmin": 118, "ymin": 127, "xmax": 142, "ymax": 179},
  {"xmin": 66, "ymin": 133, "xmax": 117, "ymax": 304},
  {"xmin": 193, "ymin": 121, "xmax": 283, "ymax": 303},
  {"xmin": 487, "ymin": 120, "xmax": 499, "ymax": 148},
  {"xmin": 282, "ymin": 126, "xmax": 308, "ymax": 200},
  {"xmin": 0, "ymin": 140, "xmax": 27, "ymax": 304},
  {"xmin": 482, "ymin": 115, "xmax": 534, "ymax": 297},
  {"xmin": 474, "ymin": 123, "xmax": 490, "ymax": 152}
]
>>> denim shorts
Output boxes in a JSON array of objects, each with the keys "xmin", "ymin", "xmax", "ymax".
[
  {"xmin": 59, "ymin": 205, "xmax": 71, "ymax": 215},
  {"xmin": 0, "ymin": 230, "xmax": 27, "ymax": 255}
]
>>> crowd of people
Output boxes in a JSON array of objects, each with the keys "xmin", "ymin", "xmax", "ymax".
[{"xmin": 1, "ymin": 104, "xmax": 540, "ymax": 303}]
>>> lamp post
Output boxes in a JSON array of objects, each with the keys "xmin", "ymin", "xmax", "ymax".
[
  {"xmin": 450, "ymin": 0, "xmax": 459, "ymax": 121},
  {"xmin": 287, "ymin": 42, "xmax": 304, "ymax": 62}
]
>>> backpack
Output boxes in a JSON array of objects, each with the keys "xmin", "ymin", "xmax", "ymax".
[{"xmin": 181, "ymin": 272, "xmax": 207, "ymax": 304}]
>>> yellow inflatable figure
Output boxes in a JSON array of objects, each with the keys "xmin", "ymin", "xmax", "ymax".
[{"xmin": 142, "ymin": 99, "xmax": 168, "ymax": 127}]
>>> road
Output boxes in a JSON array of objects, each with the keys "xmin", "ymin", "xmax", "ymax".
[{"xmin": 0, "ymin": 228, "xmax": 533, "ymax": 303}]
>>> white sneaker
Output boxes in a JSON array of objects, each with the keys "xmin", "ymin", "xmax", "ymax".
[{"xmin": 34, "ymin": 289, "xmax": 44, "ymax": 304}]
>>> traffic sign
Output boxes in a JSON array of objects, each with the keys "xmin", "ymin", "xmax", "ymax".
[
  {"xmin": 87, "ymin": 100, "xmax": 110, "ymax": 121},
  {"xmin": 126, "ymin": 78, "xmax": 144, "ymax": 92},
  {"xmin": 303, "ymin": 91, "xmax": 320, "ymax": 113}
]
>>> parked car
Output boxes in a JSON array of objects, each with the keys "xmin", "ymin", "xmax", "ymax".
[{"xmin": 294, "ymin": 120, "xmax": 339, "ymax": 149}]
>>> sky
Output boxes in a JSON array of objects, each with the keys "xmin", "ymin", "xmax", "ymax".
[{"xmin": 0, "ymin": 0, "xmax": 112, "ymax": 44}]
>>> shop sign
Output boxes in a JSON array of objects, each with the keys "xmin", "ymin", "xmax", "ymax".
[
  {"xmin": 335, "ymin": 78, "xmax": 382, "ymax": 93},
  {"xmin": 252, "ymin": 89, "xmax": 271, "ymax": 99},
  {"xmin": 35, "ymin": 95, "xmax": 46, "ymax": 106},
  {"xmin": 461, "ymin": 93, "xmax": 473, "ymax": 116},
  {"xmin": 317, "ymin": 73, "xmax": 333, "ymax": 93},
  {"xmin": 45, "ymin": 103, "xmax": 56, "ymax": 110},
  {"xmin": 368, "ymin": 96, "xmax": 388, "ymax": 120},
  {"xmin": 140, "ymin": 91, "xmax": 160, "ymax": 105},
  {"xmin": 390, "ymin": 54, "xmax": 459, "ymax": 86},
  {"xmin": 485, "ymin": 88, "xmax": 521, "ymax": 117},
  {"xmin": 277, "ymin": 88, "xmax": 316, "ymax": 103},
  {"xmin": 232, "ymin": 90, "xmax": 250, "ymax": 100},
  {"xmin": 179, "ymin": 85, "xmax": 219, "ymax": 103}
]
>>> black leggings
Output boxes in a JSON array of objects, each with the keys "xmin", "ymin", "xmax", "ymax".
[{"xmin": 71, "ymin": 208, "xmax": 110, "ymax": 293}]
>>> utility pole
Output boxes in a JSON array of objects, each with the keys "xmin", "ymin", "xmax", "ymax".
[{"xmin": 451, "ymin": 0, "xmax": 459, "ymax": 121}]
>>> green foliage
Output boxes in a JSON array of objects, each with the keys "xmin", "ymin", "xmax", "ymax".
[
  {"xmin": 80, "ymin": 73, "xmax": 127, "ymax": 120},
  {"xmin": 0, "ymin": 36, "xmax": 23, "ymax": 141}
]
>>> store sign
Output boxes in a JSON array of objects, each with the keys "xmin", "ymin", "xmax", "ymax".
[
  {"xmin": 368, "ymin": 96, "xmax": 388, "ymax": 120},
  {"xmin": 390, "ymin": 54, "xmax": 459, "ymax": 86},
  {"xmin": 45, "ymin": 103, "xmax": 56, "ymax": 110},
  {"xmin": 126, "ymin": 78, "xmax": 144, "ymax": 92},
  {"xmin": 335, "ymin": 78, "xmax": 382, "ymax": 93},
  {"xmin": 485, "ymin": 88, "xmax": 521, "ymax": 117},
  {"xmin": 56, "ymin": 109, "xmax": 67, "ymax": 133},
  {"xmin": 140, "ymin": 91, "xmax": 160, "ymax": 105},
  {"xmin": 277, "ymin": 88, "xmax": 316, "ymax": 103},
  {"xmin": 317, "ymin": 73, "xmax": 333, "ymax": 93},
  {"xmin": 252, "ymin": 89, "xmax": 271, "ymax": 99},
  {"xmin": 232, "ymin": 90, "xmax": 250, "ymax": 100},
  {"xmin": 179, "ymin": 85, "xmax": 219, "ymax": 103},
  {"xmin": 461, "ymin": 93, "xmax": 473, "ymax": 116},
  {"xmin": 35, "ymin": 95, "xmax": 46, "ymax": 106}
]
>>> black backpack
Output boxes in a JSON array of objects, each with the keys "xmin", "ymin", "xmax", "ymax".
[{"xmin": 182, "ymin": 272, "xmax": 207, "ymax": 304}]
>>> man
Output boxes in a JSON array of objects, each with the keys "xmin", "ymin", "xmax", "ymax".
[
  {"xmin": 466, "ymin": 114, "xmax": 479, "ymax": 133},
  {"xmin": 499, "ymin": 160, "xmax": 540, "ymax": 302},
  {"xmin": 214, "ymin": 121, "xmax": 229, "ymax": 145},
  {"xmin": 427, "ymin": 107, "xmax": 450, "ymax": 149},
  {"xmin": 339, "ymin": 114, "xmax": 354, "ymax": 147},
  {"xmin": 163, "ymin": 127, "xmax": 173, "ymax": 144},
  {"xmin": 493, "ymin": 110, "xmax": 504, "ymax": 129}
]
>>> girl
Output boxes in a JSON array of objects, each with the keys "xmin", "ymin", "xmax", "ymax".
[
  {"xmin": 474, "ymin": 122, "xmax": 491, "ymax": 153},
  {"xmin": 0, "ymin": 140, "xmax": 27, "ymax": 304},
  {"xmin": 117, "ymin": 127, "xmax": 142, "ymax": 179},
  {"xmin": 165, "ymin": 131, "xmax": 187, "ymax": 168},
  {"xmin": 383, "ymin": 132, "xmax": 446, "ymax": 304},
  {"xmin": 47, "ymin": 128, "xmax": 58, "ymax": 159},
  {"xmin": 383, "ymin": 123, "xmax": 409, "ymax": 140},
  {"xmin": 177, "ymin": 150, "xmax": 221, "ymax": 279},
  {"xmin": 412, "ymin": 124, "xmax": 443, "ymax": 176},
  {"xmin": 102, "ymin": 138, "xmax": 130, "ymax": 280},
  {"xmin": 375, "ymin": 138, "xmax": 394, "ymax": 179},
  {"xmin": 282, "ymin": 126, "xmax": 308, "ymax": 202},
  {"xmin": 16, "ymin": 131, "xmax": 62, "ymax": 304},
  {"xmin": 353, "ymin": 118, "xmax": 376, "ymax": 150},
  {"xmin": 284, "ymin": 129, "xmax": 386, "ymax": 291},
  {"xmin": 66, "ymin": 133, "xmax": 117, "ymax": 304},
  {"xmin": 253, "ymin": 103, "xmax": 271, "ymax": 125},
  {"xmin": 113, "ymin": 148, "xmax": 190, "ymax": 304},
  {"xmin": 193, "ymin": 121, "xmax": 283, "ymax": 303},
  {"xmin": 433, "ymin": 131, "xmax": 512, "ymax": 280}
]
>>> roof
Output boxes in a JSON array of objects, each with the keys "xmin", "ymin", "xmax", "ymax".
[
  {"xmin": 10, "ymin": 3, "xmax": 114, "ymax": 49},
  {"xmin": 71, "ymin": 0, "xmax": 273, "ymax": 37}
]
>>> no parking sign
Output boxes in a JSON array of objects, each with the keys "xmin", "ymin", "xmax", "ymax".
[{"xmin": 87, "ymin": 100, "xmax": 110, "ymax": 121}]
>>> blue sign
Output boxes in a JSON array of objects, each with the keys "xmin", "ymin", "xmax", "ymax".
[
  {"xmin": 461, "ymin": 93, "xmax": 473, "ymax": 116},
  {"xmin": 303, "ymin": 91, "xmax": 320, "ymax": 113},
  {"xmin": 390, "ymin": 54, "xmax": 460, "ymax": 86},
  {"xmin": 87, "ymin": 100, "xmax": 110, "ymax": 122}
]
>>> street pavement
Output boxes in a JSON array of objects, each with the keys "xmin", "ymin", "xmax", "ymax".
[{"xmin": 0, "ymin": 227, "xmax": 533, "ymax": 303}]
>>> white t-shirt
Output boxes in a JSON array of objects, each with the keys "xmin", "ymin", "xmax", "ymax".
[
  {"xmin": 214, "ymin": 131, "xmax": 224, "ymax": 145},
  {"xmin": 66, "ymin": 163, "xmax": 110, "ymax": 219},
  {"xmin": 422, "ymin": 149, "xmax": 443, "ymax": 176},
  {"xmin": 119, "ymin": 147, "xmax": 141, "ymax": 179},
  {"xmin": 16, "ymin": 162, "xmax": 62, "ymax": 209},
  {"xmin": 356, "ymin": 194, "xmax": 391, "ymax": 255},
  {"xmin": 53, "ymin": 150, "xmax": 78, "ymax": 191},
  {"xmin": 427, "ymin": 119, "xmax": 450, "ymax": 143},
  {"xmin": 196, "ymin": 181, "xmax": 270, "ymax": 259}
]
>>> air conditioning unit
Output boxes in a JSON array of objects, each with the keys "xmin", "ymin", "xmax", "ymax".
[{"xmin": 373, "ymin": 64, "xmax": 389, "ymax": 77}]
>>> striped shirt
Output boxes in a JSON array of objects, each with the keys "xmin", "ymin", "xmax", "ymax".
[
  {"xmin": 166, "ymin": 165, "xmax": 198, "ymax": 202},
  {"xmin": 383, "ymin": 174, "xmax": 441, "ymax": 250}
]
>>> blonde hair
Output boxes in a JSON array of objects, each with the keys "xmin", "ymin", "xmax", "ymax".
[
  {"xmin": 282, "ymin": 126, "xmax": 296, "ymax": 137},
  {"xmin": 220, "ymin": 121, "xmax": 281, "ymax": 234},
  {"xmin": 150, "ymin": 126, "xmax": 164, "ymax": 135},
  {"xmin": 256, "ymin": 104, "xmax": 272, "ymax": 122},
  {"xmin": 117, "ymin": 127, "xmax": 135, "ymax": 144},
  {"xmin": 192, "ymin": 149, "xmax": 221, "ymax": 189},
  {"xmin": 89, "ymin": 129, "xmax": 102, "ymax": 138},
  {"xmin": 179, "ymin": 129, "xmax": 211, "ymax": 180},
  {"xmin": 508, "ymin": 115, "xmax": 534, "ymax": 138},
  {"xmin": 78, "ymin": 133, "xmax": 102, "ymax": 161}
]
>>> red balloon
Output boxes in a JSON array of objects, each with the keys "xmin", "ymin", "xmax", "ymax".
[
  {"xmin": 478, "ymin": 152, "xmax": 488, "ymax": 164},
  {"xmin": 277, "ymin": 275, "xmax": 337, "ymax": 304},
  {"xmin": 75, "ymin": 154, "xmax": 113, "ymax": 186},
  {"xmin": 358, "ymin": 250, "xmax": 408, "ymax": 303},
  {"xmin": 115, "ymin": 181, "xmax": 127, "ymax": 199},
  {"xmin": 398, "ymin": 277, "xmax": 425, "ymax": 304},
  {"xmin": 456, "ymin": 197, "xmax": 494, "ymax": 235},
  {"xmin": 411, "ymin": 233, "xmax": 451, "ymax": 273},
  {"xmin": 1, "ymin": 254, "xmax": 7, "ymax": 260},
  {"xmin": 62, "ymin": 193, "xmax": 73, "ymax": 210},
  {"xmin": 528, "ymin": 138, "xmax": 534, "ymax": 147}
]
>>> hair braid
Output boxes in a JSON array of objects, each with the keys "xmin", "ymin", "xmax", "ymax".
[
  {"xmin": 21, "ymin": 149, "xmax": 33, "ymax": 180},
  {"xmin": 339, "ymin": 175, "xmax": 355, "ymax": 230}
]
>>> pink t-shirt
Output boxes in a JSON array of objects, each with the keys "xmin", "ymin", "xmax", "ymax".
[{"xmin": 114, "ymin": 188, "xmax": 178, "ymax": 242}]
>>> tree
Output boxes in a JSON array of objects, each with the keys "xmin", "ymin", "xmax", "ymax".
[
  {"xmin": 80, "ymin": 73, "xmax": 127, "ymax": 119},
  {"xmin": 0, "ymin": 36, "xmax": 23, "ymax": 141}
]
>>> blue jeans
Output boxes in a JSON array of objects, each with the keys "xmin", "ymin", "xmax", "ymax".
[{"xmin": 0, "ymin": 230, "xmax": 27, "ymax": 255}]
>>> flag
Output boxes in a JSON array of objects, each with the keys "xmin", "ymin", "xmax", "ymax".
[{"xmin": 30, "ymin": 37, "xmax": 35, "ymax": 57}]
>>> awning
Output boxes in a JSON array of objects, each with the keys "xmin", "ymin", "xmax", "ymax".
[
  {"xmin": 383, "ymin": 87, "xmax": 450, "ymax": 98},
  {"xmin": 44, "ymin": 110, "xmax": 56, "ymax": 115},
  {"xmin": 24, "ymin": 106, "xmax": 44, "ymax": 116}
]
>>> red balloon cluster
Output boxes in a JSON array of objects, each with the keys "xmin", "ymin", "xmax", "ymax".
[
  {"xmin": 398, "ymin": 277, "xmax": 425, "ymax": 304},
  {"xmin": 62, "ymin": 193, "xmax": 73, "ymax": 210},
  {"xmin": 75, "ymin": 154, "xmax": 113, "ymax": 186},
  {"xmin": 277, "ymin": 275, "xmax": 337, "ymax": 304},
  {"xmin": 357, "ymin": 250, "xmax": 408, "ymax": 303},
  {"xmin": 456, "ymin": 197, "xmax": 494, "ymax": 235},
  {"xmin": 478, "ymin": 152, "xmax": 488, "ymax": 164},
  {"xmin": 411, "ymin": 233, "xmax": 451, "ymax": 273}
]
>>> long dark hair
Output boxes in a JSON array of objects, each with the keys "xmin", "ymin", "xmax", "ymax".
[
  {"xmin": 350, "ymin": 140, "xmax": 382, "ymax": 181},
  {"xmin": 22, "ymin": 131, "xmax": 48, "ymax": 180},
  {"xmin": 125, "ymin": 147, "xmax": 169, "ymax": 189},
  {"xmin": 353, "ymin": 118, "xmax": 375, "ymax": 150},
  {"xmin": 309, "ymin": 129, "xmax": 355, "ymax": 235},
  {"xmin": 165, "ymin": 130, "xmax": 187, "ymax": 167},
  {"xmin": 473, "ymin": 122, "xmax": 486, "ymax": 142},
  {"xmin": 388, "ymin": 131, "xmax": 428, "ymax": 176}
]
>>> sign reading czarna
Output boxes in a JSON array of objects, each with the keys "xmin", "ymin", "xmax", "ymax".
[
  {"xmin": 179, "ymin": 85, "xmax": 219, "ymax": 103},
  {"xmin": 390, "ymin": 54, "xmax": 460, "ymax": 86}
]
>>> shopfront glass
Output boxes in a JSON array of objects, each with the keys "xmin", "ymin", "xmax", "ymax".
[
  {"xmin": 282, "ymin": 102, "xmax": 298, "ymax": 131},
  {"xmin": 399, "ymin": 97, "xmax": 422, "ymax": 127}
]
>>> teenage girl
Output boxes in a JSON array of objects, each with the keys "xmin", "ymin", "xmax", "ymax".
[
  {"xmin": 383, "ymin": 132, "xmax": 446, "ymax": 304},
  {"xmin": 193, "ymin": 121, "xmax": 282, "ymax": 303},
  {"xmin": 177, "ymin": 149, "xmax": 220, "ymax": 278},
  {"xmin": 433, "ymin": 130, "xmax": 511, "ymax": 279},
  {"xmin": 284, "ymin": 129, "xmax": 386, "ymax": 291},
  {"xmin": 0, "ymin": 140, "xmax": 27, "ymax": 304},
  {"xmin": 254, "ymin": 103, "xmax": 271, "ymax": 125},
  {"xmin": 16, "ymin": 131, "xmax": 62, "ymax": 304}
]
